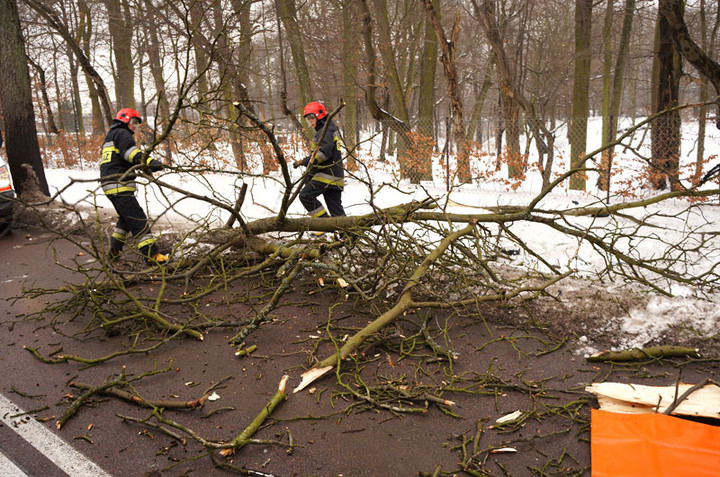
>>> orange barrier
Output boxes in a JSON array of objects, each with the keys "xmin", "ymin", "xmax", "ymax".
[{"xmin": 591, "ymin": 409, "xmax": 720, "ymax": 476}]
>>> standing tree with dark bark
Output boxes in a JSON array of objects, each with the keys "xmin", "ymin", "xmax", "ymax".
[
  {"xmin": 0, "ymin": 0, "xmax": 50, "ymax": 197},
  {"xmin": 651, "ymin": 3, "xmax": 682, "ymax": 190},
  {"xmin": 570, "ymin": 0, "xmax": 592, "ymax": 191}
]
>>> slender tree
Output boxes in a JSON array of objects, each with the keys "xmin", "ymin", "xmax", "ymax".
[
  {"xmin": 570, "ymin": 0, "xmax": 592, "ymax": 191},
  {"xmin": 422, "ymin": 1, "xmax": 470, "ymax": 182},
  {"xmin": 104, "ymin": 0, "xmax": 135, "ymax": 109},
  {"xmin": 599, "ymin": 0, "xmax": 635, "ymax": 191}
]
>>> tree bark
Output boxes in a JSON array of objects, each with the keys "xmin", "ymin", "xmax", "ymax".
[
  {"xmin": 659, "ymin": 0, "xmax": 720, "ymax": 96},
  {"xmin": 275, "ymin": 0, "xmax": 314, "ymax": 109},
  {"xmin": 570, "ymin": 0, "xmax": 592, "ymax": 191},
  {"xmin": 357, "ymin": 0, "xmax": 414, "ymax": 166},
  {"xmin": 651, "ymin": 5, "xmax": 682, "ymax": 190},
  {"xmin": 0, "ymin": 0, "xmax": 50, "ymax": 197},
  {"xmin": 599, "ymin": 0, "xmax": 635, "ymax": 192},
  {"xmin": 341, "ymin": 0, "xmax": 360, "ymax": 163},
  {"xmin": 422, "ymin": 2, "xmax": 470, "ymax": 183},
  {"xmin": 104, "ymin": 0, "xmax": 135, "ymax": 109},
  {"xmin": 475, "ymin": 0, "xmax": 522, "ymax": 178},
  {"xmin": 417, "ymin": 0, "xmax": 438, "ymax": 156},
  {"xmin": 27, "ymin": 57, "xmax": 60, "ymax": 135}
]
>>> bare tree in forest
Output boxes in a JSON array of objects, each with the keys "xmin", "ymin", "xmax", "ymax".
[
  {"xmin": 0, "ymin": 0, "xmax": 50, "ymax": 196},
  {"xmin": 599, "ymin": 0, "xmax": 635, "ymax": 191},
  {"xmin": 422, "ymin": 0, "xmax": 470, "ymax": 183},
  {"xmin": 25, "ymin": 0, "xmax": 114, "ymax": 126},
  {"xmin": 275, "ymin": 0, "xmax": 314, "ymax": 110},
  {"xmin": 357, "ymin": 0, "xmax": 415, "ymax": 174},
  {"xmin": 570, "ymin": 0, "xmax": 592, "ymax": 191},
  {"xmin": 651, "ymin": 2, "xmax": 682, "ymax": 190},
  {"xmin": 362, "ymin": 0, "xmax": 420, "ymax": 181},
  {"xmin": 341, "ymin": 0, "xmax": 360, "ymax": 157},
  {"xmin": 693, "ymin": 0, "xmax": 719, "ymax": 181},
  {"xmin": 27, "ymin": 57, "xmax": 60, "ymax": 136},
  {"xmin": 417, "ymin": 0, "xmax": 438, "ymax": 164},
  {"xmin": 78, "ymin": 0, "xmax": 104, "ymax": 135},
  {"xmin": 660, "ymin": 0, "xmax": 720, "ymax": 118},
  {"xmin": 139, "ymin": 0, "xmax": 171, "ymax": 133},
  {"xmin": 474, "ymin": 0, "xmax": 522, "ymax": 178},
  {"xmin": 104, "ymin": 0, "xmax": 135, "ymax": 109}
]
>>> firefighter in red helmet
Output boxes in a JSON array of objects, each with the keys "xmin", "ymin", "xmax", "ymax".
[
  {"xmin": 293, "ymin": 102, "xmax": 346, "ymax": 218},
  {"xmin": 100, "ymin": 108, "xmax": 168, "ymax": 264}
]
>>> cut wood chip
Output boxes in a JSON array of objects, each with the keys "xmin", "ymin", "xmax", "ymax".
[
  {"xmin": 495, "ymin": 410, "xmax": 523, "ymax": 425},
  {"xmin": 293, "ymin": 366, "xmax": 333, "ymax": 393},
  {"xmin": 490, "ymin": 447, "xmax": 517, "ymax": 453},
  {"xmin": 586, "ymin": 382, "xmax": 720, "ymax": 419}
]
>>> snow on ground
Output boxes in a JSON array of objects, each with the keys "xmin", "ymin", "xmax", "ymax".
[{"xmin": 39, "ymin": 116, "xmax": 720, "ymax": 354}]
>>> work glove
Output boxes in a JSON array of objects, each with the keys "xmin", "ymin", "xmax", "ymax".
[
  {"xmin": 140, "ymin": 153, "xmax": 163, "ymax": 174},
  {"xmin": 147, "ymin": 158, "xmax": 164, "ymax": 172}
]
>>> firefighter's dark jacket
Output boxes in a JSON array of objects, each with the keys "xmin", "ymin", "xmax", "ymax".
[
  {"xmin": 300, "ymin": 118, "xmax": 344, "ymax": 190},
  {"xmin": 100, "ymin": 120, "xmax": 162, "ymax": 195}
]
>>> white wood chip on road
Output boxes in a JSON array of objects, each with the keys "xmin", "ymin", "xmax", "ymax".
[{"xmin": 0, "ymin": 392, "xmax": 112, "ymax": 477}]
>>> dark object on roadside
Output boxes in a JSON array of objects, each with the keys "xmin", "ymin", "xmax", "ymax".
[{"xmin": 0, "ymin": 156, "xmax": 15, "ymax": 236}]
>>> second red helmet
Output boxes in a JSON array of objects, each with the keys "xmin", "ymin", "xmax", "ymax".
[
  {"xmin": 115, "ymin": 108, "xmax": 142, "ymax": 124},
  {"xmin": 303, "ymin": 102, "xmax": 327, "ymax": 120}
]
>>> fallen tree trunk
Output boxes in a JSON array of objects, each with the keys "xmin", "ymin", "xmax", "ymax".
[{"xmin": 587, "ymin": 346, "xmax": 700, "ymax": 362}]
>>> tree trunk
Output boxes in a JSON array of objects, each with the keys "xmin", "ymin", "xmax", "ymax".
[
  {"xmin": 423, "ymin": 3, "xmax": 470, "ymax": 183},
  {"xmin": 599, "ymin": 0, "xmax": 613, "ymax": 181},
  {"xmin": 659, "ymin": 0, "xmax": 720, "ymax": 96},
  {"xmin": 27, "ymin": 58, "xmax": 60, "ymax": 135},
  {"xmin": 369, "ymin": 0, "xmax": 415, "ymax": 180},
  {"xmin": 341, "ymin": 0, "xmax": 360, "ymax": 168},
  {"xmin": 189, "ymin": 0, "xmax": 210, "ymax": 111},
  {"xmin": 475, "ymin": 0, "xmax": 522, "ymax": 178},
  {"xmin": 651, "ymin": 4, "xmax": 682, "ymax": 190},
  {"xmin": 78, "ymin": 0, "xmax": 104, "ymax": 135},
  {"xmin": 417, "ymin": 0, "xmax": 438, "ymax": 149},
  {"xmin": 358, "ymin": 0, "xmax": 414, "ymax": 168},
  {"xmin": 68, "ymin": 52, "xmax": 84, "ymax": 134},
  {"xmin": 372, "ymin": 0, "xmax": 410, "ymax": 121},
  {"xmin": 466, "ymin": 64, "xmax": 493, "ymax": 144},
  {"xmin": 275, "ymin": 0, "xmax": 314, "ymax": 110},
  {"xmin": 141, "ymin": 0, "xmax": 171, "ymax": 128},
  {"xmin": 599, "ymin": 0, "xmax": 635, "ymax": 192},
  {"xmin": 104, "ymin": 0, "xmax": 135, "ymax": 109},
  {"xmin": 0, "ymin": 0, "xmax": 50, "ymax": 197},
  {"xmin": 570, "ymin": 0, "xmax": 592, "ymax": 191}
]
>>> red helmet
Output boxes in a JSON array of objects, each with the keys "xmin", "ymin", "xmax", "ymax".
[
  {"xmin": 303, "ymin": 102, "xmax": 327, "ymax": 120},
  {"xmin": 115, "ymin": 108, "xmax": 142, "ymax": 124}
]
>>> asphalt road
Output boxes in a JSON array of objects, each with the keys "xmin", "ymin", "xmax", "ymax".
[{"xmin": 0, "ymin": 227, "xmax": 114, "ymax": 476}]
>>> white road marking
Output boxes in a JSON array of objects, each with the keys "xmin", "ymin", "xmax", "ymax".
[
  {"xmin": 0, "ymin": 448, "xmax": 28, "ymax": 476},
  {"xmin": 0, "ymin": 392, "xmax": 112, "ymax": 477}
]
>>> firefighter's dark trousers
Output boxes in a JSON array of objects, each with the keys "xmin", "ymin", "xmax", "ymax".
[
  {"xmin": 299, "ymin": 180, "xmax": 345, "ymax": 217},
  {"xmin": 107, "ymin": 193, "xmax": 158, "ymax": 258}
]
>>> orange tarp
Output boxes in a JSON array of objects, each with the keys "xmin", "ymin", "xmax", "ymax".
[{"xmin": 591, "ymin": 409, "xmax": 720, "ymax": 477}]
